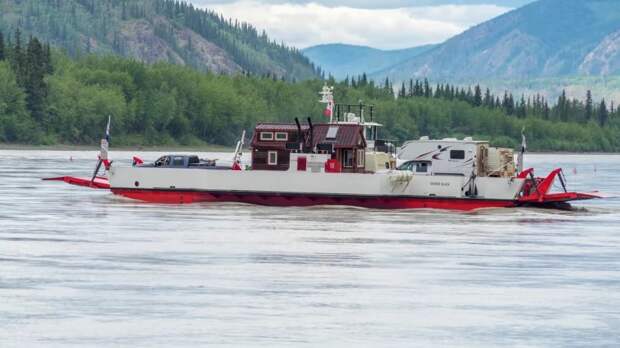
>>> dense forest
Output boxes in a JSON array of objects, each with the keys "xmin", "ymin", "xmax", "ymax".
[
  {"xmin": 0, "ymin": 0, "xmax": 320, "ymax": 80},
  {"xmin": 1, "ymin": 30, "xmax": 619, "ymax": 152}
]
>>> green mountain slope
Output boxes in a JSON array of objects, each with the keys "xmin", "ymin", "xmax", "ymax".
[
  {"xmin": 0, "ymin": 0, "xmax": 319, "ymax": 80},
  {"xmin": 303, "ymin": 43, "xmax": 435, "ymax": 80},
  {"xmin": 375, "ymin": 0, "xmax": 620, "ymax": 82}
]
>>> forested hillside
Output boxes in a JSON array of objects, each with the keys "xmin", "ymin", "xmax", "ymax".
[
  {"xmin": 1, "ymin": 31, "xmax": 619, "ymax": 152},
  {"xmin": 0, "ymin": 0, "xmax": 320, "ymax": 80}
]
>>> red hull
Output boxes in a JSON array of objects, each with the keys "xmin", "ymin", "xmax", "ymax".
[{"xmin": 111, "ymin": 188, "xmax": 517, "ymax": 211}]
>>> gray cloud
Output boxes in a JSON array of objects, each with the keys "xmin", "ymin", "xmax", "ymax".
[{"xmin": 200, "ymin": 1, "xmax": 513, "ymax": 49}]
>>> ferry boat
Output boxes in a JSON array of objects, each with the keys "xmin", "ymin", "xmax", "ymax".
[{"xmin": 45, "ymin": 86, "xmax": 600, "ymax": 211}]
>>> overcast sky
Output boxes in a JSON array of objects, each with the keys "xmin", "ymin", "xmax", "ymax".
[{"xmin": 188, "ymin": 0, "xmax": 535, "ymax": 49}]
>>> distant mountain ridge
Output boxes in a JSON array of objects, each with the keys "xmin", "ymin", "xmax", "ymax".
[
  {"xmin": 302, "ymin": 43, "xmax": 435, "ymax": 79},
  {"xmin": 0, "ymin": 0, "xmax": 319, "ymax": 80},
  {"xmin": 374, "ymin": 0, "xmax": 620, "ymax": 82}
]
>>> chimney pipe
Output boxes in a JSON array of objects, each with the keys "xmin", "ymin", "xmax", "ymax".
[{"xmin": 307, "ymin": 117, "xmax": 314, "ymax": 153}]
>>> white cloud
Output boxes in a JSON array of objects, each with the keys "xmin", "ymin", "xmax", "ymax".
[{"xmin": 200, "ymin": 1, "xmax": 512, "ymax": 49}]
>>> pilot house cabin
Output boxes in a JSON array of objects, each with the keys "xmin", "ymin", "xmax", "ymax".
[{"xmin": 250, "ymin": 122, "xmax": 367, "ymax": 173}]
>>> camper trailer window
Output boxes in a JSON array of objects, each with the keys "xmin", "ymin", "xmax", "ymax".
[
  {"xmin": 450, "ymin": 150, "xmax": 465, "ymax": 160},
  {"xmin": 416, "ymin": 162, "xmax": 430, "ymax": 173}
]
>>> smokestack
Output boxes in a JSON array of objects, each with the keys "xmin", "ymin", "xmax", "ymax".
[{"xmin": 307, "ymin": 117, "xmax": 314, "ymax": 153}]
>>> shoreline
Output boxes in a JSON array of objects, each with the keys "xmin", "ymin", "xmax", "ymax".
[
  {"xmin": 0, "ymin": 143, "xmax": 235, "ymax": 152},
  {"xmin": 1, "ymin": 144, "xmax": 618, "ymax": 155}
]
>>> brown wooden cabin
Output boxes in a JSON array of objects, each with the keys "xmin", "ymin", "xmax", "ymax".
[
  {"xmin": 250, "ymin": 123, "xmax": 307, "ymax": 171},
  {"xmin": 250, "ymin": 122, "xmax": 367, "ymax": 173}
]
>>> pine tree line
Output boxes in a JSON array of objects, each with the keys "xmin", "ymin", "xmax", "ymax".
[
  {"xmin": 2, "ymin": 30, "xmax": 619, "ymax": 151},
  {"xmin": 342, "ymin": 74, "xmax": 617, "ymax": 127},
  {"xmin": 0, "ymin": 29, "xmax": 53, "ymax": 128}
]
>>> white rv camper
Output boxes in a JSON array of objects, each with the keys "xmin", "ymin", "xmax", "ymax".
[{"xmin": 397, "ymin": 137, "xmax": 516, "ymax": 178}]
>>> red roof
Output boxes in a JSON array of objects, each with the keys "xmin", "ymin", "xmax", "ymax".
[
  {"xmin": 250, "ymin": 122, "xmax": 365, "ymax": 150},
  {"xmin": 251, "ymin": 123, "xmax": 306, "ymax": 149},
  {"xmin": 311, "ymin": 124, "xmax": 365, "ymax": 149},
  {"xmin": 255, "ymin": 123, "xmax": 309, "ymax": 132}
]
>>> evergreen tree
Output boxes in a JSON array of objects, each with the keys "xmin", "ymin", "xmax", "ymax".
[
  {"xmin": 414, "ymin": 80, "xmax": 422, "ymax": 97},
  {"xmin": 399, "ymin": 82, "xmax": 406, "ymax": 98},
  {"xmin": 408, "ymin": 79, "xmax": 414, "ymax": 97},
  {"xmin": 0, "ymin": 30, "xmax": 5, "ymax": 61},
  {"xmin": 517, "ymin": 95, "xmax": 527, "ymax": 118},
  {"xmin": 585, "ymin": 90, "xmax": 593, "ymax": 121},
  {"xmin": 12, "ymin": 28, "xmax": 26, "ymax": 86},
  {"xmin": 423, "ymin": 78, "xmax": 431, "ymax": 98},
  {"xmin": 473, "ymin": 85, "xmax": 482, "ymax": 107},
  {"xmin": 466, "ymin": 86, "xmax": 473, "ymax": 103},
  {"xmin": 598, "ymin": 99, "xmax": 609, "ymax": 127},
  {"xmin": 44, "ymin": 43, "xmax": 53, "ymax": 74},
  {"xmin": 24, "ymin": 37, "xmax": 48, "ymax": 124},
  {"xmin": 556, "ymin": 90, "xmax": 568, "ymax": 122},
  {"xmin": 434, "ymin": 84, "xmax": 442, "ymax": 98},
  {"xmin": 483, "ymin": 88, "xmax": 492, "ymax": 107}
]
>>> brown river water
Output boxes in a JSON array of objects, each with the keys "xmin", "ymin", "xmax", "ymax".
[{"xmin": 1, "ymin": 150, "xmax": 619, "ymax": 347}]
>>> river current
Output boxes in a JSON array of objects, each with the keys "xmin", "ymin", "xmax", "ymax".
[{"xmin": 1, "ymin": 150, "xmax": 619, "ymax": 347}]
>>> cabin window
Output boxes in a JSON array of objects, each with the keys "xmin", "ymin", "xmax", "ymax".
[
  {"xmin": 268, "ymin": 151, "xmax": 278, "ymax": 165},
  {"xmin": 450, "ymin": 150, "xmax": 465, "ymax": 160},
  {"xmin": 356, "ymin": 149, "xmax": 365, "ymax": 167},
  {"xmin": 260, "ymin": 132, "xmax": 274, "ymax": 141},
  {"xmin": 343, "ymin": 150, "xmax": 354, "ymax": 168},
  {"xmin": 275, "ymin": 132, "xmax": 288, "ymax": 141}
]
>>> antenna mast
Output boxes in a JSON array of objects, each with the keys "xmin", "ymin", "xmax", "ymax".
[{"xmin": 319, "ymin": 84, "xmax": 335, "ymax": 123}]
